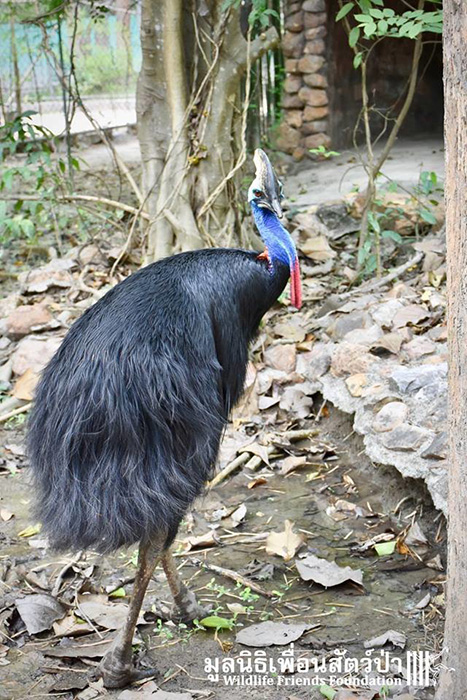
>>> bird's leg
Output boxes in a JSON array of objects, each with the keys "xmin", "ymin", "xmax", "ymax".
[
  {"xmin": 161, "ymin": 549, "xmax": 211, "ymax": 623},
  {"xmin": 98, "ymin": 538, "xmax": 162, "ymax": 688}
]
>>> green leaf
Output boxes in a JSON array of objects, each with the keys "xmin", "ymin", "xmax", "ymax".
[
  {"xmin": 109, "ymin": 587, "xmax": 126, "ymax": 598},
  {"xmin": 348, "ymin": 25, "xmax": 360, "ymax": 47},
  {"xmin": 353, "ymin": 51, "xmax": 363, "ymax": 68},
  {"xmin": 336, "ymin": 2, "xmax": 354, "ymax": 21},
  {"xmin": 319, "ymin": 685, "xmax": 337, "ymax": 700},
  {"xmin": 378, "ymin": 19, "xmax": 388, "ymax": 33},
  {"xmin": 363, "ymin": 19, "xmax": 377, "ymax": 36},
  {"xmin": 375, "ymin": 540, "xmax": 396, "ymax": 556},
  {"xmin": 382, "ymin": 230, "xmax": 403, "ymax": 243},
  {"xmin": 199, "ymin": 615, "xmax": 235, "ymax": 630},
  {"xmin": 420, "ymin": 208, "xmax": 437, "ymax": 224}
]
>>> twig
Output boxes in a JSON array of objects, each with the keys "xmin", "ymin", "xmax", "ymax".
[
  {"xmin": 190, "ymin": 558, "xmax": 273, "ymax": 598},
  {"xmin": 0, "ymin": 402, "xmax": 32, "ymax": 424},
  {"xmin": 51, "ymin": 550, "xmax": 83, "ymax": 597},
  {"xmin": 354, "ymin": 251, "xmax": 424, "ymax": 294}
]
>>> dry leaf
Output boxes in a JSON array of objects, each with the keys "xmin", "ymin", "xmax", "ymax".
[
  {"xmin": 181, "ymin": 530, "xmax": 219, "ymax": 552},
  {"xmin": 265, "ymin": 520, "xmax": 305, "ymax": 561},
  {"xmin": 295, "ymin": 553, "xmax": 363, "ymax": 587},
  {"xmin": 280, "ymin": 456, "xmax": 308, "ymax": 475},
  {"xmin": 247, "ymin": 477, "xmax": 267, "ymax": 489},
  {"xmin": 11, "ymin": 368, "xmax": 39, "ymax": 400},
  {"xmin": 0, "ymin": 509, "xmax": 14, "ymax": 521},
  {"xmin": 238, "ymin": 441, "xmax": 270, "ymax": 465}
]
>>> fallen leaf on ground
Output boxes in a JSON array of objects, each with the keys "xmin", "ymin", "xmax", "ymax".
[
  {"xmin": 295, "ymin": 554, "xmax": 363, "ymax": 588},
  {"xmin": 181, "ymin": 530, "xmax": 219, "ymax": 552},
  {"xmin": 363, "ymin": 629, "xmax": 406, "ymax": 649},
  {"xmin": 238, "ymin": 441, "xmax": 270, "ymax": 464},
  {"xmin": 119, "ymin": 683, "xmax": 194, "ymax": 700},
  {"xmin": 280, "ymin": 455, "xmax": 308, "ymax": 475},
  {"xmin": 0, "ymin": 509, "xmax": 14, "ymax": 521},
  {"xmin": 44, "ymin": 637, "xmax": 113, "ymax": 659},
  {"xmin": 230, "ymin": 503, "xmax": 247, "ymax": 527},
  {"xmin": 16, "ymin": 594, "xmax": 65, "ymax": 634},
  {"xmin": 236, "ymin": 620, "xmax": 310, "ymax": 647},
  {"xmin": 18, "ymin": 523, "xmax": 42, "ymax": 538},
  {"xmin": 11, "ymin": 368, "xmax": 39, "ymax": 400},
  {"xmin": 374, "ymin": 540, "xmax": 396, "ymax": 556},
  {"xmin": 266, "ymin": 520, "xmax": 305, "ymax": 561},
  {"xmin": 405, "ymin": 522, "xmax": 428, "ymax": 547}
]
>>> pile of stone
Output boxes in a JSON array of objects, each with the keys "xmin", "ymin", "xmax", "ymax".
[{"xmin": 278, "ymin": 0, "xmax": 330, "ymax": 159}]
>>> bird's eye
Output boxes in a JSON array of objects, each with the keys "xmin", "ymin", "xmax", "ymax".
[{"xmin": 253, "ymin": 189, "xmax": 263, "ymax": 198}]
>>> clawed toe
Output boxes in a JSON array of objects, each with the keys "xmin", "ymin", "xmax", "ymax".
[{"xmin": 98, "ymin": 649, "xmax": 158, "ymax": 689}]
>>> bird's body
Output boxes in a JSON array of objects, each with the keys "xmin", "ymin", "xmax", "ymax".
[
  {"xmin": 28, "ymin": 249, "xmax": 289, "ymax": 554},
  {"xmin": 27, "ymin": 150, "xmax": 300, "ymax": 688}
]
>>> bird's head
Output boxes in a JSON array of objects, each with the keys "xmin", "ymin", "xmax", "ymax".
[
  {"xmin": 248, "ymin": 149, "xmax": 302, "ymax": 309},
  {"xmin": 247, "ymin": 148, "xmax": 284, "ymax": 218}
]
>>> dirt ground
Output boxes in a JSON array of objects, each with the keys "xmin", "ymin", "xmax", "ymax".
[{"xmin": 0, "ymin": 138, "xmax": 447, "ymax": 700}]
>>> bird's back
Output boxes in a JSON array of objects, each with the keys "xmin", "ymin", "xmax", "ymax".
[{"xmin": 28, "ymin": 249, "xmax": 289, "ymax": 552}]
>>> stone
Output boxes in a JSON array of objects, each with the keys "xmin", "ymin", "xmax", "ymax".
[
  {"xmin": 302, "ymin": 119, "xmax": 328, "ymax": 135},
  {"xmin": 344, "ymin": 324, "xmax": 382, "ymax": 346},
  {"xmin": 403, "ymin": 336, "xmax": 436, "ymax": 360},
  {"xmin": 298, "ymin": 86, "xmax": 328, "ymax": 106},
  {"xmin": 382, "ymin": 424, "xmax": 431, "ymax": 452},
  {"xmin": 345, "ymin": 373, "xmax": 367, "ymax": 397},
  {"xmin": 264, "ymin": 344, "xmax": 297, "ymax": 373},
  {"xmin": 283, "ymin": 75, "xmax": 302, "ymax": 94},
  {"xmin": 285, "ymin": 109, "xmax": 303, "ymax": 129},
  {"xmin": 296, "ymin": 343, "xmax": 331, "ymax": 380},
  {"xmin": 6, "ymin": 303, "xmax": 53, "ymax": 340},
  {"xmin": 304, "ymin": 133, "xmax": 331, "ymax": 149},
  {"xmin": 305, "ymin": 26, "xmax": 327, "ymax": 40},
  {"xmin": 304, "ymin": 11, "xmax": 327, "ymax": 28},
  {"xmin": 304, "ymin": 105, "xmax": 329, "ymax": 121},
  {"xmin": 285, "ymin": 11, "xmax": 303, "ymax": 32},
  {"xmin": 331, "ymin": 343, "xmax": 375, "ymax": 377},
  {"xmin": 285, "ymin": 59, "xmax": 299, "ymax": 74},
  {"xmin": 275, "ymin": 123, "xmax": 301, "ymax": 153},
  {"xmin": 373, "ymin": 402, "xmax": 408, "ymax": 433},
  {"xmin": 421, "ymin": 431, "xmax": 447, "ymax": 460},
  {"xmin": 297, "ymin": 55, "xmax": 325, "ymax": 74},
  {"xmin": 0, "ymin": 293, "xmax": 19, "ymax": 319},
  {"xmin": 328, "ymin": 311, "xmax": 371, "ymax": 341},
  {"xmin": 292, "ymin": 147, "xmax": 307, "ymax": 161},
  {"xmin": 370, "ymin": 299, "xmax": 404, "ymax": 328},
  {"xmin": 303, "ymin": 0, "xmax": 325, "ymax": 11},
  {"xmin": 390, "ymin": 364, "xmax": 447, "ymax": 394},
  {"xmin": 282, "ymin": 93, "xmax": 304, "ymax": 109},
  {"xmin": 11, "ymin": 336, "xmax": 62, "ymax": 376},
  {"xmin": 304, "ymin": 39, "xmax": 326, "ymax": 55},
  {"xmin": 282, "ymin": 31, "xmax": 305, "ymax": 58},
  {"xmin": 20, "ymin": 259, "xmax": 75, "ymax": 294},
  {"xmin": 78, "ymin": 244, "xmax": 101, "ymax": 266},
  {"xmin": 286, "ymin": 1, "xmax": 301, "ymax": 14},
  {"xmin": 303, "ymin": 73, "xmax": 328, "ymax": 88}
]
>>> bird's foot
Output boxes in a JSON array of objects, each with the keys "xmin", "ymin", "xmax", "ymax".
[
  {"xmin": 97, "ymin": 646, "xmax": 158, "ymax": 689},
  {"xmin": 171, "ymin": 587, "xmax": 212, "ymax": 624}
]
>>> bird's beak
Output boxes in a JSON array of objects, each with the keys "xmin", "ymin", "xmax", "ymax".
[{"xmin": 253, "ymin": 149, "xmax": 284, "ymax": 219}]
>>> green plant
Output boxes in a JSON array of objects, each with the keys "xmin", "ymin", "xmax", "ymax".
[{"xmin": 309, "ymin": 145, "xmax": 341, "ymax": 159}]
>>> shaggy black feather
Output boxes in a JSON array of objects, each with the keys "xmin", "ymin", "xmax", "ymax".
[{"xmin": 28, "ymin": 249, "xmax": 289, "ymax": 553}]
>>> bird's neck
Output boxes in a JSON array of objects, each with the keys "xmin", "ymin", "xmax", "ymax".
[{"xmin": 251, "ymin": 202, "xmax": 296, "ymax": 267}]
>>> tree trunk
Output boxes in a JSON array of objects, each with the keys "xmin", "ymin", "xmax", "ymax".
[
  {"xmin": 136, "ymin": 0, "xmax": 279, "ymax": 262},
  {"xmin": 435, "ymin": 2, "xmax": 467, "ymax": 698}
]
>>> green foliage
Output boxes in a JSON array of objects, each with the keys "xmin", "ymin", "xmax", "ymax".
[
  {"xmin": 309, "ymin": 145, "xmax": 341, "ymax": 159},
  {"xmin": 221, "ymin": 0, "xmax": 279, "ymax": 31},
  {"xmin": 336, "ymin": 0, "xmax": 442, "ymax": 44},
  {"xmin": 74, "ymin": 46, "xmax": 136, "ymax": 95}
]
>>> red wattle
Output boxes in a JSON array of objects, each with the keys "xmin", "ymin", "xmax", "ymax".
[{"xmin": 290, "ymin": 259, "xmax": 302, "ymax": 309}]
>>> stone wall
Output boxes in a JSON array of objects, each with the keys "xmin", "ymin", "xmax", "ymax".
[{"xmin": 277, "ymin": 0, "xmax": 331, "ymax": 159}]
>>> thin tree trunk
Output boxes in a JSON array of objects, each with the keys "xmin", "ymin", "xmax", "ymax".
[{"xmin": 435, "ymin": 2, "xmax": 467, "ymax": 697}]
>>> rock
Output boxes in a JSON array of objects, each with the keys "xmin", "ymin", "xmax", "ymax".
[
  {"xmin": 343, "ymin": 324, "xmax": 382, "ymax": 346},
  {"xmin": 282, "ymin": 93, "xmax": 304, "ymax": 109},
  {"xmin": 304, "ymin": 39, "xmax": 325, "ymax": 55},
  {"xmin": 403, "ymin": 336, "xmax": 436, "ymax": 360},
  {"xmin": 391, "ymin": 364, "xmax": 447, "ymax": 394},
  {"xmin": 305, "ymin": 26, "xmax": 327, "ymax": 39},
  {"xmin": 297, "ymin": 56, "xmax": 325, "ymax": 74},
  {"xmin": 78, "ymin": 244, "xmax": 101, "ymax": 266},
  {"xmin": 292, "ymin": 147, "xmax": 307, "ymax": 161},
  {"xmin": 315, "ymin": 202, "xmax": 359, "ymax": 238},
  {"xmin": 6, "ymin": 302, "xmax": 53, "ymax": 340},
  {"xmin": 11, "ymin": 336, "xmax": 62, "ymax": 376},
  {"xmin": 302, "ymin": 119, "xmax": 328, "ymax": 135},
  {"xmin": 282, "ymin": 31, "xmax": 305, "ymax": 58},
  {"xmin": 0, "ymin": 360, "xmax": 12, "ymax": 384},
  {"xmin": 264, "ymin": 344, "xmax": 297, "ymax": 373},
  {"xmin": 382, "ymin": 424, "xmax": 431, "ymax": 452},
  {"xmin": 20, "ymin": 259, "xmax": 75, "ymax": 294},
  {"xmin": 370, "ymin": 332, "xmax": 404, "ymax": 356},
  {"xmin": 304, "ymin": 11, "xmax": 327, "ymax": 28},
  {"xmin": 392, "ymin": 303, "xmax": 430, "ymax": 329},
  {"xmin": 327, "ymin": 311, "xmax": 372, "ymax": 341},
  {"xmin": 373, "ymin": 402, "xmax": 408, "ymax": 433},
  {"xmin": 303, "ymin": 0, "xmax": 325, "ymax": 11},
  {"xmin": 285, "ymin": 11, "xmax": 303, "ymax": 32},
  {"xmin": 331, "ymin": 343, "xmax": 376, "ymax": 377},
  {"xmin": 304, "ymin": 133, "xmax": 331, "ymax": 149},
  {"xmin": 304, "ymin": 105, "xmax": 329, "ymax": 120},
  {"xmin": 285, "ymin": 59, "xmax": 299, "ymax": 73},
  {"xmin": 421, "ymin": 431, "xmax": 447, "ymax": 460},
  {"xmin": 285, "ymin": 109, "xmax": 303, "ymax": 128},
  {"xmin": 370, "ymin": 299, "xmax": 404, "ymax": 328},
  {"xmin": 345, "ymin": 373, "xmax": 367, "ymax": 397},
  {"xmin": 275, "ymin": 123, "xmax": 301, "ymax": 153},
  {"xmin": 283, "ymin": 75, "xmax": 302, "ymax": 94},
  {"xmin": 0, "ymin": 293, "xmax": 19, "ymax": 319},
  {"xmin": 303, "ymin": 73, "xmax": 328, "ymax": 88},
  {"xmin": 296, "ymin": 343, "xmax": 331, "ymax": 380},
  {"xmin": 300, "ymin": 234, "xmax": 335, "ymax": 261}
]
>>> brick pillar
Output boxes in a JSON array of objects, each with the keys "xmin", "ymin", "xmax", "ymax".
[{"xmin": 277, "ymin": 0, "xmax": 331, "ymax": 159}]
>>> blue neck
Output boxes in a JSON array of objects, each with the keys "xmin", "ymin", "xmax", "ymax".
[{"xmin": 251, "ymin": 201, "xmax": 297, "ymax": 269}]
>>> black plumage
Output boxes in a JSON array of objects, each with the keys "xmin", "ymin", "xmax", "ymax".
[{"xmin": 28, "ymin": 249, "xmax": 289, "ymax": 555}]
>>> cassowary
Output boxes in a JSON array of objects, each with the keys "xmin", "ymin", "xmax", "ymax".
[{"xmin": 28, "ymin": 149, "xmax": 302, "ymax": 687}]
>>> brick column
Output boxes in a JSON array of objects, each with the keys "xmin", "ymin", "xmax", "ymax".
[{"xmin": 277, "ymin": 0, "xmax": 331, "ymax": 159}]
